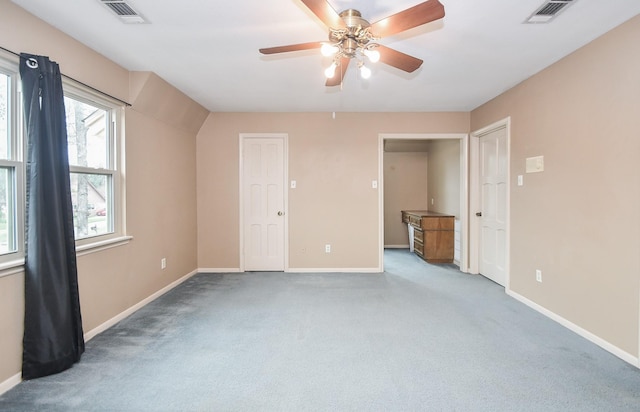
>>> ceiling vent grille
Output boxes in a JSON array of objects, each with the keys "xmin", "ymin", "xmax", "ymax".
[
  {"xmin": 100, "ymin": 0, "xmax": 147, "ymax": 23},
  {"xmin": 525, "ymin": 0, "xmax": 576, "ymax": 24}
]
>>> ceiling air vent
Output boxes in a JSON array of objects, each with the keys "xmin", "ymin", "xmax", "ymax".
[
  {"xmin": 525, "ymin": 0, "xmax": 576, "ymax": 24},
  {"xmin": 100, "ymin": 0, "xmax": 147, "ymax": 24}
]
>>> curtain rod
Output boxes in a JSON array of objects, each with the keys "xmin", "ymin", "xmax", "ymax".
[{"xmin": 0, "ymin": 45, "xmax": 132, "ymax": 107}]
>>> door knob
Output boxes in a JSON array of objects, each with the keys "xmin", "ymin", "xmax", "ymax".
[
  {"xmin": 476, "ymin": 212, "xmax": 482, "ymax": 217},
  {"xmin": 277, "ymin": 211, "xmax": 284, "ymax": 216}
]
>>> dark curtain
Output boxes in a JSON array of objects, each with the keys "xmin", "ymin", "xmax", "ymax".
[{"xmin": 20, "ymin": 53, "xmax": 84, "ymax": 380}]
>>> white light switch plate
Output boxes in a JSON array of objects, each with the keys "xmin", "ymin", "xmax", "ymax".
[
  {"xmin": 526, "ymin": 156, "xmax": 544, "ymax": 173},
  {"xmin": 290, "ymin": 180, "xmax": 296, "ymax": 189}
]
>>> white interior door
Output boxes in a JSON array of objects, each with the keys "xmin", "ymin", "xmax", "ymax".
[
  {"xmin": 242, "ymin": 137, "xmax": 285, "ymax": 271},
  {"xmin": 479, "ymin": 127, "xmax": 507, "ymax": 285}
]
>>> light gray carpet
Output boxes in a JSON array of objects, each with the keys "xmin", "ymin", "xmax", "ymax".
[{"xmin": 1, "ymin": 249, "xmax": 639, "ymax": 411}]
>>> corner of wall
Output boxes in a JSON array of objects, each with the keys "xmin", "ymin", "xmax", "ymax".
[
  {"xmin": 129, "ymin": 71, "xmax": 152, "ymax": 103},
  {"xmin": 128, "ymin": 71, "xmax": 209, "ymax": 133}
]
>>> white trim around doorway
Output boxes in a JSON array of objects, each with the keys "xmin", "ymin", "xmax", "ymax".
[{"xmin": 378, "ymin": 133, "xmax": 469, "ymax": 273}]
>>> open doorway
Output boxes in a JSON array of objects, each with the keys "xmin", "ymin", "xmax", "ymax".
[{"xmin": 378, "ymin": 133, "xmax": 469, "ymax": 272}]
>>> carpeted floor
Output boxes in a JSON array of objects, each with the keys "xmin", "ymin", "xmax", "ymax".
[{"xmin": 1, "ymin": 249, "xmax": 639, "ymax": 411}]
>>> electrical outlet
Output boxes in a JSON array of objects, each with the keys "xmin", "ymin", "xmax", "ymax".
[
  {"xmin": 536, "ymin": 269, "xmax": 542, "ymax": 283},
  {"xmin": 161, "ymin": 258, "xmax": 167, "ymax": 270},
  {"xmin": 325, "ymin": 244, "xmax": 331, "ymax": 253}
]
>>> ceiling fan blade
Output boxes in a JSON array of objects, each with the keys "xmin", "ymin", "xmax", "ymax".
[
  {"xmin": 259, "ymin": 41, "xmax": 324, "ymax": 55},
  {"xmin": 300, "ymin": 0, "xmax": 346, "ymax": 29},
  {"xmin": 325, "ymin": 57, "xmax": 351, "ymax": 87},
  {"xmin": 369, "ymin": 0, "xmax": 445, "ymax": 38},
  {"xmin": 377, "ymin": 45, "xmax": 423, "ymax": 73}
]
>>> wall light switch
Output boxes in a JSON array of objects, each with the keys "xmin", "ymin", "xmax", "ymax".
[
  {"xmin": 372, "ymin": 180, "xmax": 378, "ymax": 189},
  {"xmin": 290, "ymin": 180, "xmax": 296, "ymax": 189},
  {"xmin": 517, "ymin": 175, "xmax": 524, "ymax": 186}
]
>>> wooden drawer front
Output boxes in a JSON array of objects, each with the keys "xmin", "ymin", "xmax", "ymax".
[
  {"xmin": 409, "ymin": 215, "xmax": 421, "ymax": 227},
  {"xmin": 424, "ymin": 231, "xmax": 454, "ymax": 263},
  {"xmin": 402, "ymin": 212, "xmax": 410, "ymax": 224},
  {"xmin": 414, "ymin": 240, "xmax": 424, "ymax": 257},
  {"xmin": 413, "ymin": 228, "xmax": 424, "ymax": 242},
  {"xmin": 422, "ymin": 216, "xmax": 454, "ymax": 231}
]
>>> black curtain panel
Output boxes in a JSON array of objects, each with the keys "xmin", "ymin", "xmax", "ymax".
[{"xmin": 20, "ymin": 53, "xmax": 84, "ymax": 380}]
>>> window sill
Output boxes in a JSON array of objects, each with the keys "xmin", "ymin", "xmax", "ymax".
[
  {"xmin": 76, "ymin": 235, "xmax": 133, "ymax": 257},
  {"xmin": 0, "ymin": 258, "xmax": 26, "ymax": 278},
  {"xmin": 0, "ymin": 235, "xmax": 133, "ymax": 279}
]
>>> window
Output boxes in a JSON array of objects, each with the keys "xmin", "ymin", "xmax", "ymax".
[
  {"xmin": 0, "ymin": 62, "xmax": 23, "ymax": 264},
  {"xmin": 63, "ymin": 85, "xmax": 123, "ymax": 245},
  {"xmin": 0, "ymin": 54, "xmax": 126, "ymax": 270}
]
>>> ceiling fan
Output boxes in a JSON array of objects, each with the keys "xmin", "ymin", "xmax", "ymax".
[{"xmin": 259, "ymin": 0, "xmax": 445, "ymax": 86}]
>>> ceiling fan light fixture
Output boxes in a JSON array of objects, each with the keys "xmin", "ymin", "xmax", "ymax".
[
  {"xmin": 324, "ymin": 62, "xmax": 337, "ymax": 79},
  {"xmin": 321, "ymin": 43, "xmax": 339, "ymax": 57},
  {"xmin": 363, "ymin": 47, "xmax": 380, "ymax": 63},
  {"xmin": 359, "ymin": 63, "xmax": 371, "ymax": 79}
]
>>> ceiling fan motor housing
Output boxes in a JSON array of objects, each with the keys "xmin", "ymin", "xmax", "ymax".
[
  {"xmin": 339, "ymin": 9, "xmax": 370, "ymax": 30},
  {"xmin": 329, "ymin": 9, "xmax": 374, "ymax": 57}
]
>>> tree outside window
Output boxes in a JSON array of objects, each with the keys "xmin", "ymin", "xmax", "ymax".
[{"xmin": 64, "ymin": 96, "xmax": 114, "ymax": 240}]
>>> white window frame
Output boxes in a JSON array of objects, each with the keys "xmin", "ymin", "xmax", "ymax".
[
  {"xmin": 0, "ymin": 58, "xmax": 25, "ymax": 271},
  {"xmin": 62, "ymin": 80, "xmax": 127, "ymax": 252},
  {"xmin": 0, "ymin": 54, "xmax": 130, "ymax": 277}
]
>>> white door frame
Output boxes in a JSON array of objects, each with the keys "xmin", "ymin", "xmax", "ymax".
[
  {"xmin": 378, "ymin": 133, "xmax": 470, "ymax": 273},
  {"xmin": 239, "ymin": 133, "xmax": 289, "ymax": 272},
  {"xmin": 469, "ymin": 118, "xmax": 511, "ymax": 289}
]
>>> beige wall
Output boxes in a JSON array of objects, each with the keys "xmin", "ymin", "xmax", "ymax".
[
  {"xmin": 196, "ymin": 112, "xmax": 469, "ymax": 270},
  {"xmin": 383, "ymin": 152, "xmax": 429, "ymax": 246},
  {"xmin": 471, "ymin": 15, "xmax": 640, "ymax": 356},
  {"xmin": 426, "ymin": 139, "xmax": 460, "ymax": 218},
  {"xmin": 0, "ymin": 273, "xmax": 23, "ymax": 388},
  {"xmin": 0, "ymin": 1, "xmax": 205, "ymax": 385}
]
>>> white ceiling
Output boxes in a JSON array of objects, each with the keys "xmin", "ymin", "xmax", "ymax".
[{"xmin": 11, "ymin": 0, "xmax": 640, "ymax": 112}]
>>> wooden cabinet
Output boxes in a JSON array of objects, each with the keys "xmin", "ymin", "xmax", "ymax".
[{"xmin": 401, "ymin": 210, "xmax": 455, "ymax": 264}]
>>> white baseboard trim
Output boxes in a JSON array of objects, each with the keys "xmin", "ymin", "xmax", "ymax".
[
  {"xmin": 286, "ymin": 268, "xmax": 381, "ymax": 273},
  {"xmin": 199, "ymin": 268, "xmax": 387, "ymax": 274},
  {"xmin": 0, "ymin": 372, "xmax": 21, "ymax": 397},
  {"xmin": 507, "ymin": 289, "xmax": 639, "ymax": 368},
  {"xmin": 84, "ymin": 269, "xmax": 198, "ymax": 341},
  {"xmin": 198, "ymin": 268, "xmax": 241, "ymax": 273},
  {"xmin": 198, "ymin": 268, "xmax": 384, "ymax": 274}
]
